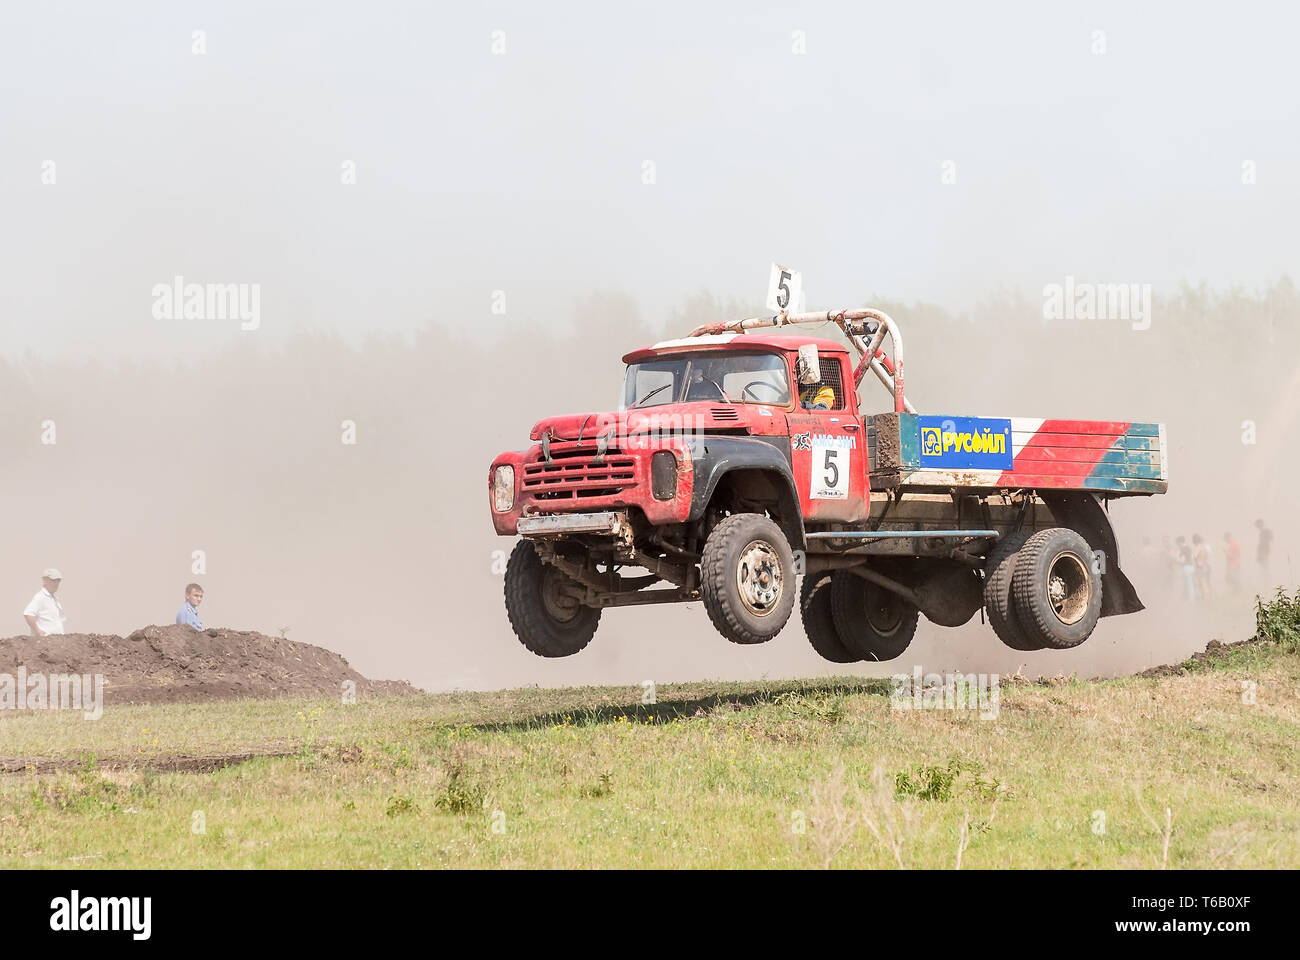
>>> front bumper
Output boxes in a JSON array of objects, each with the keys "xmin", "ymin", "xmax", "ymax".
[{"xmin": 516, "ymin": 511, "xmax": 632, "ymax": 539}]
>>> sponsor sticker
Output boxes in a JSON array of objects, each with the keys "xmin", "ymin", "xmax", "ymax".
[{"xmin": 917, "ymin": 416, "xmax": 1013, "ymax": 470}]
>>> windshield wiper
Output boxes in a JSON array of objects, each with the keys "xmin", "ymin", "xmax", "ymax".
[
  {"xmin": 701, "ymin": 376, "xmax": 733, "ymax": 403},
  {"xmin": 632, "ymin": 383, "xmax": 672, "ymax": 408}
]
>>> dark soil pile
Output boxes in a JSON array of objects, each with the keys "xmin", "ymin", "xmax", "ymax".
[
  {"xmin": 1133, "ymin": 638, "xmax": 1256, "ymax": 679},
  {"xmin": 0, "ymin": 625, "xmax": 418, "ymax": 704}
]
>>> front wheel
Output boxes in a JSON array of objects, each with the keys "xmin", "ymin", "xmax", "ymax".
[
  {"xmin": 700, "ymin": 514, "xmax": 797, "ymax": 645},
  {"xmin": 504, "ymin": 541, "xmax": 601, "ymax": 657}
]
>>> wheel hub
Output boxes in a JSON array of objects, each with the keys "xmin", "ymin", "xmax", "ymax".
[
  {"xmin": 866, "ymin": 590, "xmax": 904, "ymax": 636},
  {"xmin": 1045, "ymin": 552, "xmax": 1090, "ymax": 625},
  {"xmin": 541, "ymin": 567, "xmax": 583, "ymax": 623},
  {"xmin": 737, "ymin": 540, "xmax": 783, "ymax": 616}
]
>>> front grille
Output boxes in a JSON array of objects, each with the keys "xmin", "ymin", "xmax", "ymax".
[
  {"xmin": 711, "ymin": 406, "xmax": 740, "ymax": 421},
  {"xmin": 522, "ymin": 445, "xmax": 636, "ymax": 500}
]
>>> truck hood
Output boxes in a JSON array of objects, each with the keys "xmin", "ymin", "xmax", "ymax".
[{"xmin": 529, "ymin": 402, "xmax": 753, "ymax": 441}]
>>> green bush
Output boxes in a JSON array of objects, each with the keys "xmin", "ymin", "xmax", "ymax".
[
  {"xmin": 385, "ymin": 794, "xmax": 418, "ymax": 816},
  {"xmin": 895, "ymin": 761, "xmax": 960, "ymax": 802},
  {"xmin": 434, "ymin": 757, "xmax": 487, "ymax": 814},
  {"xmin": 894, "ymin": 758, "xmax": 1002, "ymax": 803},
  {"xmin": 1254, "ymin": 588, "xmax": 1300, "ymax": 651}
]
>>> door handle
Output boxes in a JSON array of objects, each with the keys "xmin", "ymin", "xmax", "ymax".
[{"xmin": 842, "ymin": 424, "xmax": 859, "ymax": 432}]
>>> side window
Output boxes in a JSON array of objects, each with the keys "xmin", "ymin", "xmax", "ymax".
[{"xmin": 817, "ymin": 357, "xmax": 846, "ymax": 410}]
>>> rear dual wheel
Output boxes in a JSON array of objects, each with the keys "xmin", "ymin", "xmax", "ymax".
[
  {"xmin": 1012, "ymin": 528, "xmax": 1103, "ymax": 650},
  {"xmin": 982, "ymin": 531, "xmax": 1044, "ymax": 652},
  {"xmin": 829, "ymin": 570, "xmax": 919, "ymax": 662},
  {"xmin": 800, "ymin": 574, "xmax": 857, "ymax": 663},
  {"xmin": 984, "ymin": 527, "xmax": 1103, "ymax": 651}
]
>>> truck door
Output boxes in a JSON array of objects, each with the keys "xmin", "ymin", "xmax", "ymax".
[{"xmin": 786, "ymin": 354, "xmax": 867, "ymax": 523}]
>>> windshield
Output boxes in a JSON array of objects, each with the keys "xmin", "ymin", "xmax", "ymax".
[{"xmin": 622, "ymin": 352, "xmax": 791, "ymax": 409}]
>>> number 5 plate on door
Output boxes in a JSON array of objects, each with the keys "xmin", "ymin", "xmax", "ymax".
[{"xmin": 810, "ymin": 433, "xmax": 853, "ymax": 499}]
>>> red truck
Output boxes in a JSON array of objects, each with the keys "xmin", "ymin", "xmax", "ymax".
[{"xmin": 488, "ymin": 308, "xmax": 1167, "ymax": 661}]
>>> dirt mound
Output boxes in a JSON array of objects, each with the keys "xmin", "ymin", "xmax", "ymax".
[
  {"xmin": 999, "ymin": 636, "xmax": 1267, "ymax": 686},
  {"xmin": 0, "ymin": 625, "xmax": 419, "ymax": 705},
  {"xmin": 1133, "ymin": 637, "xmax": 1257, "ymax": 679}
]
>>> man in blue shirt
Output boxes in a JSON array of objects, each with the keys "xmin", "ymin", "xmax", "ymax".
[{"xmin": 176, "ymin": 583, "xmax": 204, "ymax": 630}]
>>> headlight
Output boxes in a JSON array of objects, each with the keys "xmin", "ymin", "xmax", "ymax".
[
  {"xmin": 492, "ymin": 465, "xmax": 515, "ymax": 512},
  {"xmin": 651, "ymin": 451, "xmax": 677, "ymax": 501}
]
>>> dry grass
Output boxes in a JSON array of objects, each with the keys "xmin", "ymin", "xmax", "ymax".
[{"xmin": 0, "ymin": 641, "xmax": 1297, "ymax": 868}]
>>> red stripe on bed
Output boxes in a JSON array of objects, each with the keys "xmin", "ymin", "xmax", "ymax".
[{"xmin": 996, "ymin": 419, "xmax": 1131, "ymax": 486}]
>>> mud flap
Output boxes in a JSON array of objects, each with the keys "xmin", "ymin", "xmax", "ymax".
[{"xmin": 1039, "ymin": 491, "xmax": 1144, "ymax": 618}]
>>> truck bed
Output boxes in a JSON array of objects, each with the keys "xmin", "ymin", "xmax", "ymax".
[{"xmin": 867, "ymin": 413, "xmax": 1168, "ymax": 495}]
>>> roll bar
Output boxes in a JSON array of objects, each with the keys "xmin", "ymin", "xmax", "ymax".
[{"xmin": 687, "ymin": 308, "xmax": 915, "ymax": 414}]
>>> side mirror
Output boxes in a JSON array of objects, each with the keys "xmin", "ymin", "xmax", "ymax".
[{"xmin": 796, "ymin": 343, "xmax": 820, "ymax": 384}]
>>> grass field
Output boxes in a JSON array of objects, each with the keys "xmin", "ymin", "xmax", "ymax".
[{"xmin": 3, "ymin": 596, "xmax": 1299, "ymax": 869}]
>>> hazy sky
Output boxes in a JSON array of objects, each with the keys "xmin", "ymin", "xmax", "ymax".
[
  {"xmin": 2, "ymin": 1, "xmax": 1297, "ymax": 361},
  {"xmin": 1, "ymin": 2, "xmax": 1296, "ymax": 691}
]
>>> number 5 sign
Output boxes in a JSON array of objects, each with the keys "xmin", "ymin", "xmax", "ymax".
[
  {"xmin": 810, "ymin": 435, "xmax": 852, "ymax": 500},
  {"xmin": 766, "ymin": 262, "xmax": 804, "ymax": 314}
]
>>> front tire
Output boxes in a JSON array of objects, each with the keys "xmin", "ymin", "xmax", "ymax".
[
  {"xmin": 504, "ymin": 541, "xmax": 601, "ymax": 657},
  {"xmin": 1011, "ymin": 527, "xmax": 1103, "ymax": 650},
  {"xmin": 700, "ymin": 514, "xmax": 797, "ymax": 645}
]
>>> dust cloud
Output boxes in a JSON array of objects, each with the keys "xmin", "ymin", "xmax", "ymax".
[
  {"xmin": 4, "ymin": 5, "xmax": 1298, "ymax": 692},
  {"xmin": 2, "ymin": 284, "xmax": 1295, "ymax": 691}
]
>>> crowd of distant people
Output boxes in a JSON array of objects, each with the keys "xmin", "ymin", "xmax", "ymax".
[
  {"xmin": 1140, "ymin": 519, "xmax": 1275, "ymax": 603},
  {"xmin": 22, "ymin": 570, "xmax": 205, "ymax": 637}
]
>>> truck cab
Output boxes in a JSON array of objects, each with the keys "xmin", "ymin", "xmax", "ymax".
[
  {"xmin": 491, "ymin": 334, "xmax": 873, "ymax": 541},
  {"xmin": 624, "ymin": 334, "xmax": 871, "ymax": 526}
]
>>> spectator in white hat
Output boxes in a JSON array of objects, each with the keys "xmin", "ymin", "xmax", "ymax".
[{"xmin": 23, "ymin": 568, "xmax": 66, "ymax": 637}]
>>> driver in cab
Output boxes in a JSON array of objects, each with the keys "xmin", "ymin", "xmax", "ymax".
[
  {"xmin": 685, "ymin": 362, "xmax": 730, "ymax": 402},
  {"xmin": 796, "ymin": 344, "xmax": 835, "ymax": 410}
]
